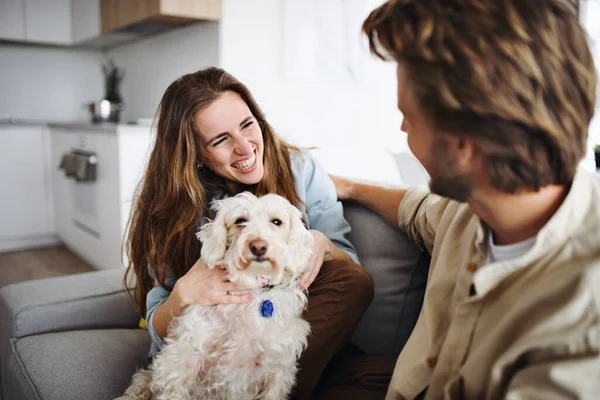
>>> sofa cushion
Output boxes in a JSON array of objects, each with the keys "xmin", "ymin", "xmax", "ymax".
[
  {"xmin": 4, "ymin": 329, "xmax": 150, "ymax": 400},
  {"xmin": 0, "ymin": 269, "xmax": 140, "ymax": 340},
  {"xmin": 344, "ymin": 202, "xmax": 430, "ymax": 356}
]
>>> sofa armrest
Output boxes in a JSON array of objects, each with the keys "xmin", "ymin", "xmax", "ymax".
[{"xmin": 0, "ymin": 268, "xmax": 140, "ymax": 340}]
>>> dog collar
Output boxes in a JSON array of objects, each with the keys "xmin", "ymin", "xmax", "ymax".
[{"xmin": 260, "ymin": 299, "xmax": 274, "ymax": 318}]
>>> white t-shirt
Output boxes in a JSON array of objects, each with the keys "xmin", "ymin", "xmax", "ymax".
[{"xmin": 486, "ymin": 232, "xmax": 537, "ymax": 264}]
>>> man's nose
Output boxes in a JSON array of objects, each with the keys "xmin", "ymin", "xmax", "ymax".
[{"xmin": 400, "ymin": 118, "xmax": 408, "ymax": 134}]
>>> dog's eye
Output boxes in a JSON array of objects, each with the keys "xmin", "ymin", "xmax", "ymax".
[
  {"xmin": 234, "ymin": 217, "xmax": 247, "ymax": 226},
  {"xmin": 271, "ymin": 218, "xmax": 282, "ymax": 226}
]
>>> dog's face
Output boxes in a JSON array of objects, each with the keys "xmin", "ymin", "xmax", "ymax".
[{"xmin": 197, "ymin": 193, "xmax": 314, "ymax": 286}]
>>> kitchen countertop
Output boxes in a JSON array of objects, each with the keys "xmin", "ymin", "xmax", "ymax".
[
  {"xmin": 0, "ymin": 118, "xmax": 151, "ymax": 133},
  {"xmin": 0, "ymin": 118, "xmax": 49, "ymax": 126},
  {"xmin": 48, "ymin": 121, "xmax": 120, "ymax": 133}
]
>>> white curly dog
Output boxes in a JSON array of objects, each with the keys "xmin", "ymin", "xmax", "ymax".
[{"xmin": 118, "ymin": 192, "xmax": 314, "ymax": 400}]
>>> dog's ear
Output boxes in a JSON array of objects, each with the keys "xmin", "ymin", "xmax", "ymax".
[
  {"xmin": 286, "ymin": 206, "xmax": 314, "ymax": 274},
  {"xmin": 197, "ymin": 202, "xmax": 228, "ymax": 269}
]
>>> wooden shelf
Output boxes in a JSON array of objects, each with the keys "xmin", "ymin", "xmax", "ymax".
[{"xmin": 100, "ymin": 0, "xmax": 221, "ymax": 34}]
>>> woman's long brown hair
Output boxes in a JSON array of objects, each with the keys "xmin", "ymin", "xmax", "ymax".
[{"xmin": 124, "ymin": 67, "xmax": 302, "ymax": 315}]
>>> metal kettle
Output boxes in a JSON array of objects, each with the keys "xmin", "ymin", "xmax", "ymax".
[{"xmin": 85, "ymin": 100, "xmax": 124, "ymax": 123}]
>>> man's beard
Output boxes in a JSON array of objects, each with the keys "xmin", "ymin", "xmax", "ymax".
[
  {"xmin": 427, "ymin": 140, "xmax": 473, "ymax": 203},
  {"xmin": 430, "ymin": 173, "xmax": 472, "ymax": 202}
]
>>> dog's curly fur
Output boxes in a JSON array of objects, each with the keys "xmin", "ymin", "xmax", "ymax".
[{"xmin": 118, "ymin": 193, "xmax": 314, "ymax": 400}]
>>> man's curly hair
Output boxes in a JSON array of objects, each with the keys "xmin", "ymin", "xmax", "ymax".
[{"xmin": 364, "ymin": 0, "xmax": 596, "ymax": 192}]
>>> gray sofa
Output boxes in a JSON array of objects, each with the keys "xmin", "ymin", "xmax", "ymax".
[{"xmin": 0, "ymin": 202, "xmax": 429, "ymax": 400}]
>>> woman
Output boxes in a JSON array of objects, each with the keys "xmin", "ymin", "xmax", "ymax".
[{"xmin": 124, "ymin": 67, "xmax": 375, "ymax": 399}]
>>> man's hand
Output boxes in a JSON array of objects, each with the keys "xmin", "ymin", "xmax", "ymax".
[
  {"xmin": 330, "ymin": 175, "xmax": 409, "ymax": 227},
  {"xmin": 329, "ymin": 175, "xmax": 354, "ymax": 201}
]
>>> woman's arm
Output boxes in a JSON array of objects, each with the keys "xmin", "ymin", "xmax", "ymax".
[
  {"xmin": 289, "ymin": 150, "xmax": 359, "ymax": 288},
  {"xmin": 149, "ymin": 259, "xmax": 256, "ymax": 340},
  {"xmin": 320, "ymin": 232, "xmax": 352, "ymax": 262},
  {"xmin": 151, "ymin": 291, "xmax": 184, "ymax": 338},
  {"xmin": 330, "ymin": 175, "xmax": 409, "ymax": 227},
  {"xmin": 298, "ymin": 229, "xmax": 351, "ymax": 289},
  {"xmin": 292, "ymin": 151, "xmax": 360, "ymax": 262}
]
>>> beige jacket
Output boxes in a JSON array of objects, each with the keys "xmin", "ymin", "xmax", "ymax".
[{"xmin": 387, "ymin": 169, "xmax": 600, "ymax": 400}]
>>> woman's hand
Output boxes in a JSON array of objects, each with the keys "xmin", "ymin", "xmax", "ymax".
[
  {"xmin": 153, "ymin": 258, "xmax": 260, "ymax": 338},
  {"xmin": 170, "ymin": 258, "xmax": 256, "ymax": 314},
  {"xmin": 329, "ymin": 174, "xmax": 354, "ymax": 201},
  {"xmin": 298, "ymin": 230, "xmax": 328, "ymax": 290}
]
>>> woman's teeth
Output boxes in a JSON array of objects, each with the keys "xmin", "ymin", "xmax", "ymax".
[{"xmin": 232, "ymin": 152, "xmax": 256, "ymax": 170}]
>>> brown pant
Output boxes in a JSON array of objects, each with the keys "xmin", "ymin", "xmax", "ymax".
[{"xmin": 291, "ymin": 259, "xmax": 396, "ymax": 400}]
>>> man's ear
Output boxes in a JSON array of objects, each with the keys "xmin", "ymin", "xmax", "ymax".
[
  {"xmin": 196, "ymin": 203, "xmax": 228, "ymax": 269},
  {"xmin": 286, "ymin": 206, "xmax": 314, "ymax": 274},
  {"xmin": 451, "ymin": 135, "xmax": 475, "ymax": 169}
]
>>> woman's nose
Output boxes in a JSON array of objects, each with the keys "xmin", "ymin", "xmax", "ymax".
[{"xmin": 234, "ymin": 136, "xmax": 253, "ymax": 155}]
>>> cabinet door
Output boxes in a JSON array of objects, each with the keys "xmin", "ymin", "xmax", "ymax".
[
  {"xmin": 0, "ymin": 126, "xmax": 53, "ymax": 240},
  {"xmin": 71, "ymin": 0, "xmax": 100, "ymax": 43},
  {"xmin": 25, "ymin": 0, "xmax": 72, "ymax": 45},
  {"xmin": 0, "ymin": 0, "xmax": 25, "ymax": 41}
]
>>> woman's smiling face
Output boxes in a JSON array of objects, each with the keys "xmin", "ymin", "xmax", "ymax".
[{"xmin": 195, "ymin": 91, "xmax": 265, "ymax": 186}]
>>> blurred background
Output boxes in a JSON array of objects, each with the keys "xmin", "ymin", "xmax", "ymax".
[{"xmin": 0, "ymin": 0, "xmax": 598, "ymax": 280}]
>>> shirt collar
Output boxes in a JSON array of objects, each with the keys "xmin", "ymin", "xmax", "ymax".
[
  {"xmin": 472, "ymin": 168, "xmax": 590, "ymax": 256},
  {"xmin": 533, "ymin": 168, "xmax": 591, "ymax": 250},
  {"xmin": 471, "ymin": 168, "xmax": 596, "ymax": 295}
]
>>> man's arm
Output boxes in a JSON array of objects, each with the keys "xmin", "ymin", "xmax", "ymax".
[{"xmin": 330, "ymin": 175, "xmax": 408, "ymax": 227}]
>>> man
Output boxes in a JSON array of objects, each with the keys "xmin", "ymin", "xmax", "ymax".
[{"xmin": 332, "ymin": 0, "xmax": 600, "ymax": 398}]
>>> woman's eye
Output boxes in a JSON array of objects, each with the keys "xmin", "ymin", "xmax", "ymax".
[
  {"xmin": 242, "ymin": 121, "xmax": 253, "ymax": 130},
  {"xmin": 271, "ymin": 218, "xmax": 282, "ymax": 226},
  {"xmin": 212, "ymin": 137, "xmax": 227, "ymax": 147},
  {"xmin": 235, "ymin": 218, "xmax": 247, "ymax": 226}
]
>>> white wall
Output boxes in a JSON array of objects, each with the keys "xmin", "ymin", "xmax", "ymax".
[
  {"xmin": 582, "ymin": 0, "xmax": 600, "ymax": 170},
  {"xmin": 221, "ymin": 0, "xmax": 600, "ymax": 177},
  {"xmin": 0, "ymin": 43, "xmax": 103, "ymax": 121},
  {"xmin": 106, "ymin": 22, "xmax": 220, "ymax": 122},
  {"xmin": 219, "ymin": 0, "xmax": 408, "ymax": 185}
]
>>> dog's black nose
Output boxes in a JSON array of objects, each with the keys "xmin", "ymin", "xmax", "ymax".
[{"xmin": 249, "ymin": 239, "xmax": 268, "ymax": 257}]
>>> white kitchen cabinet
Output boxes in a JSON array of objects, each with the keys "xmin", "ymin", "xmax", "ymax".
[
  {"xmin": 71, "ymin": 0, "xmax": 100, "ymax": 44},
  {"xmin": 0, "ymin": 125, "xmax": 57, "ymax": 252},
  {"xmin": 0, "ymin": 0, "xmax": 25, "ymax": 41},
  {"xmin": 1, "ymin": 0, "xmax": 221, "ymax": 47},
  {"xmin": 25, "ymin": 0, "xmax": 72, "ymax": 45}
]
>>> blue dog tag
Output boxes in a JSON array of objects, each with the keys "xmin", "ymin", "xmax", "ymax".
[{"xmin": 260, "ymin": 300, "xmax": 274, "ymax": 318}]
